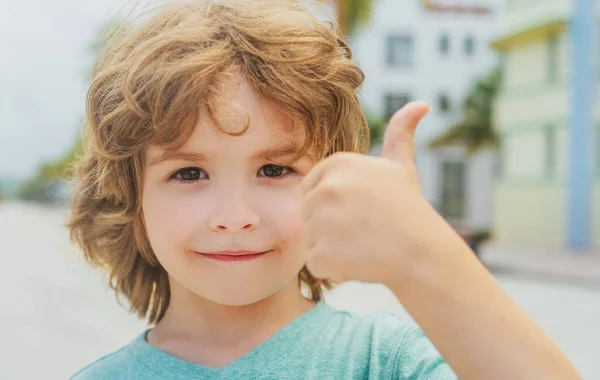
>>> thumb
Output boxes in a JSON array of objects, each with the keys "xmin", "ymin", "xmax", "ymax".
[{"xmin": 380, "ymin": 101, "xmax": 430, "ymax": 165}]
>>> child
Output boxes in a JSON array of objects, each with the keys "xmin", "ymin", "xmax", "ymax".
[{"xmin": 68, "ymin": 0, "xmax": 581, "ymax": 379}]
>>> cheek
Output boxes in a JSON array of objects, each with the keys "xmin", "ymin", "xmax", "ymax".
[
  {"xmin": 259, "ymin": 186, "xmax": 304, "ymax": 243},
  {"xmin": 142, "ymin": 184, "xmax": 203, "ymax": 252}
]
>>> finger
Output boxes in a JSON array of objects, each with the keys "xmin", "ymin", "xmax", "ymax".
[
  {"xmin": 301, "ymin": 178, "xmax": 344, "ymax": 223},
  {"xmin": 380, "ymin": 101, "xmax": 430, "ymax": 165},
  {"xmin": 303, "ymin": 207, "xmax": 334, "ymax": 245},
  {"xmin": 300, "ymin": 161, "xmax": 326, "ymax": 196},
  {"xmin": 300, "ymin": 152, "xmax": 355, "ymax": 195}
]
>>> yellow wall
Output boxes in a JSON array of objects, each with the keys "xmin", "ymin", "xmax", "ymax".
[
  {"xmin": 495, "ymin": 28, "xmax": 570, "ymax": 132},
  {"xmin": 555, "ymin": 128, "xmax": 568, "ymax": 177},
  {"xmin": 496, "ymin": 90, "xmax": 569, "ymax": 130},
  {"xmin": 502, "ymin": 0, "xmax": 572, "ymax": 38},
  {"xmin": 491, "ymin": 0, "xmax": 600, "ymax": 248},
  {"xmin": 501, "ymin": 125, "xmax": 567, "ymax": 180},
  {"xmin": 491, "ymin": 8, "xmax": 600, "ymax": 248},
  {"xmin": 494, "ymin": 124, "xmax": 597, "ymax": 247},
  {"xmin": 504, "ymin": 131, "xmax": 545, "ymax": 179},
  {"xmin": 493, "ymin": 183, "xmax": 565, "ymax": 246},
  {"xmin": 494, "ymin": 179, "xmax": 600, "ymax": 248},
  {"xmin": 501, "ymin": 34, "xmax": 569, "ymax": 90}
]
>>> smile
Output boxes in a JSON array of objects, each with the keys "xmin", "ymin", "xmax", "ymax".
[{"xmin": 196, "ymin": 250, "xmax": 271, "ymax": 262}]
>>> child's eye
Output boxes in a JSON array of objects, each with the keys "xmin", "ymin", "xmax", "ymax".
[
  {"xmin": 258, "ymin": 164, "xmax": 296, "ymax": 179},
  {"xmin": 170, "ymin": 167, "xmax": 208, "ymax": 184}
]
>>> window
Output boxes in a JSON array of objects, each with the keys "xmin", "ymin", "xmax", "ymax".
[
  {"xmin": 441, "ymin": 161, "xmax": 466, "ymax": 220},
  {"xmin": 547, "ymin": 33, "xmax": 559, "ymax": 82},
  {"xmin": 438, "ymin": 94, "xmax": 451, "ymax": 113},
  {"xmin": 496, "ymin": 140, "xmax": 505, "ymax": 178},
  {"xmin": 386, "ymin": 34, "xmax": 413, "ymax": 66},
  {"xmin": 545, "ymin": 126, "xmax": 556, "ymax": 177},
  {"xmin": 464, "ymin": 35, "xmax": 475, "ymax": 56},
  {"xmin": 384, "ymin": 93, "xmax": 411, "ymax": 120},
  {"xmin": 439, "ymin": 34, "xmax": 450, "ymax": 56}
]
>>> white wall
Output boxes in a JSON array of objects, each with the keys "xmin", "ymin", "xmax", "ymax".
[
  {"xmin": 351, "ymin": 0, "xmax": 503, "ymax": 140},
  {"xmin": 352, "ymin": 0, "xmax": 504, "ymax": 229}
]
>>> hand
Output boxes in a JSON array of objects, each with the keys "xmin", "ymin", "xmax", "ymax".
[
  {"xmin": 303, "ymin": 103, "xmax": 584, "ymax": 380},
  {"xmin": 301, "ymin": 101, "xmax": 454, "ymax": 285}
]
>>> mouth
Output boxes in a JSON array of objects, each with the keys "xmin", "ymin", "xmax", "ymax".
[{"xmin": 196, "ymin": 250, "xmax": 271, "ymax": 262}]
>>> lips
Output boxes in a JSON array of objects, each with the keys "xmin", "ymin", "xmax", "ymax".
[{"xmin": 196, "ymin": 250, "xmax": 271, "ymax": 262}]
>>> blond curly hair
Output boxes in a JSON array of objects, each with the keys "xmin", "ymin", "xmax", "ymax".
[{"xmin": 67, "ymin": 0, "xmax": 369, "ymax": 324}]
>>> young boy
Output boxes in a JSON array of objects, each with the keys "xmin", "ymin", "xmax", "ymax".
[{"xmin": 68, "ymin": 0, "xmax": 581, "ymax": 379}]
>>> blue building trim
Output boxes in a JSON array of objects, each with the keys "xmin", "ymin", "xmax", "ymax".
[{"xmin": 567, "ymin": 0, "xmax": 596, "ymax": 249}]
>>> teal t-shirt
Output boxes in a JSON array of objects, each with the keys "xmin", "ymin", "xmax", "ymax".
[{"xmin": 71, "ymin": 302, "xmax": 457, "ymax": 379}]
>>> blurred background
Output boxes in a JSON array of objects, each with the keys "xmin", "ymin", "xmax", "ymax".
[{"xmin": 1, "ymin": 0, "xmax": 599, "ymax": 378}]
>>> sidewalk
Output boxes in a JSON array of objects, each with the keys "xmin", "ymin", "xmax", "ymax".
[{"xmin": 480, "ymin": 243, "xmax": 600, "ymax": 286}]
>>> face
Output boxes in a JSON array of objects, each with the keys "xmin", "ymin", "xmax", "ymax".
[{"xmin": 142, "ymin": 77, "xmax": 315, "ymax": 306}]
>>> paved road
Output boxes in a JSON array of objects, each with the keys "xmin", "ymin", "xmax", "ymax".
[{"xmin": 1, "ymin": 202, "xmax": 598, "ymax": 379}]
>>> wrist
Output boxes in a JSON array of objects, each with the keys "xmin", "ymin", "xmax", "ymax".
[{"xmin": 383, "ymin": 226, "xmax": 473, "ymax": 296}]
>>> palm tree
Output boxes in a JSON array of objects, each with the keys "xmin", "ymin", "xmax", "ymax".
[
  {"xmin": 36, "ymin": 137, "xmax": 84, "ymax": 180},
  {"xmin": 429, "ymin": 67, "xmax": 501, "ymax": 155},
  {"xmin": 318, "ymin": 0, "xmax": 375, "ymax": 37}
]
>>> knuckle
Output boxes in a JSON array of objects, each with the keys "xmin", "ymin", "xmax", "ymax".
[
  {"xmin": 319, "ymin": 178, "xmax": 343, "ymax": 199},
  {"xmin": 328, "ymin": 151, "xmax": 351, "ymax": 160},
  {"xmin": 327, "ymin": 151, "xmax": 360, "ymax": 166}
]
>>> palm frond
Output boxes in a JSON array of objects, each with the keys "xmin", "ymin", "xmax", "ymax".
[{"xmin": 429, "ymin": 67, "xmax": 502, "ymax": 155}]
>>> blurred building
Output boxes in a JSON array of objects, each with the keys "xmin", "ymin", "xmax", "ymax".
[
  {"xmin": 352, "ymin": 0, "xmax": 505, "ymax": 233},
  {"xmin": 491, "ymin": 0, "xmax": 599, "ymax": 248}
]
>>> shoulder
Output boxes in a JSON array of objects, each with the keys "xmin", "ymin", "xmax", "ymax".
[
  {"xmin": 70, "ymin": 333, "xmax": 153, "ymax": 380},
  {"xmin": 317, "ymin": 304, "xmax": 457, "ymax": 379},
  {"xmin": 309, "ymin": 304, "xmax": 421, "ymax": 363},
  {"xmin": 359, "ymin": 311, "xmax": 457, "ymax": 379},
  {"xmin": 319, "ymin": 304, "xmax": 418, "ymax": 343},
  {"xmin": 70, "ymin": 347, "xmax": 132, "ymax": 380}
]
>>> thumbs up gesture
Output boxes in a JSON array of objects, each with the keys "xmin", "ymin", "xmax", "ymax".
[{"xmin": 301, "ymin": 102, "xmax": 455, "ymax": 286}]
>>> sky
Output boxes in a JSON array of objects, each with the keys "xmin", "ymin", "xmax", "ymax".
[
  {"xmin": 0, "ymin": 0, "xmax": 156, "ymax": 180},
  {"xmin": 0, "ymin": 0, "xmax": 338, "ymax": 181}
]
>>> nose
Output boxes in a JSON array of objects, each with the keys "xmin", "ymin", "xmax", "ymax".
[{"xmin": 208, "ymin": 186, "xmax": 260, "ymax": 233}]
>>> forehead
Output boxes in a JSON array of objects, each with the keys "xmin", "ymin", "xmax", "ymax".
[
  {"xmin": 202, "ymin": 77, "xmax": 299, "ymax": 141},
  {"xmin": 146, "ymin": 76, "xmax": 307, "ymax": 161}
]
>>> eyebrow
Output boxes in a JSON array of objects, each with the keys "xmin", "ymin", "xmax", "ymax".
[
  {"xmin": 148, "ymin": 142, "xmax": 302, "ymax": 167},
  {"xmin": 148, "ymin": 151, "xmax": 209, "ymax": 167},
  {"xmin": 253, "ymin": 142, "xmax": 300, "ymax": 162}
]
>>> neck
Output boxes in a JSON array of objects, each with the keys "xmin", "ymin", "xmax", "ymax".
[{"xmin": 147, "ymin": 277, "xmax": 315, "ymax": 365}]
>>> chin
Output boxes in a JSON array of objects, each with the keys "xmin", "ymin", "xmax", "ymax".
[{"xmin": 193, "ymin": 280, "xmax": 291, "ymax": 307}]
